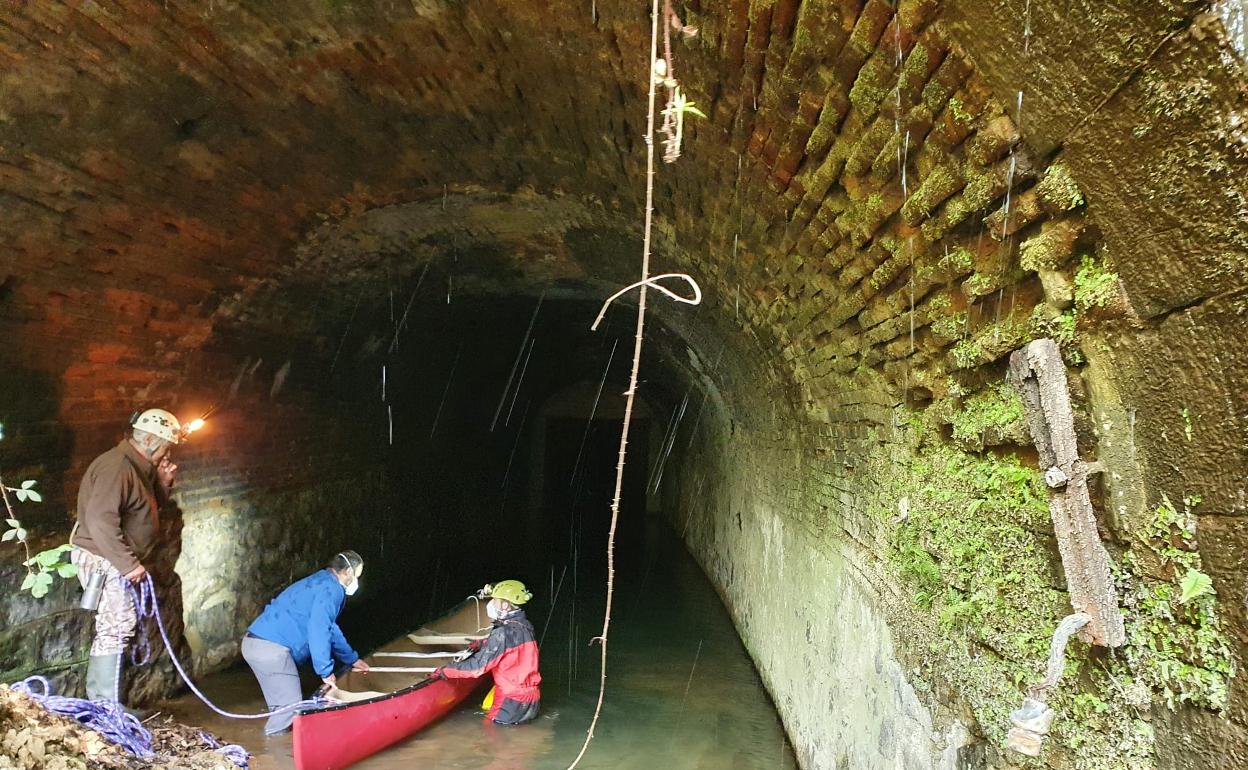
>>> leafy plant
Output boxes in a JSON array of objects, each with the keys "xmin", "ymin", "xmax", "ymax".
[
  {"xmin": 1074, "ymin": 255, "xmax": 1119, "ymax": 310},
  {"xmin": 3, "ymin": 476, "xmax": 78, "ymax": 599},
  {"xmin": 1178, "ymin": 569, "xmax": 1215, "ymax": 604}
]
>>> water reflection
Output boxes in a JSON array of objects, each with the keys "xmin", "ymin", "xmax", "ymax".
[{"xmin": 161, "ymin": 520, "xmax": 796, "ymax": 769}]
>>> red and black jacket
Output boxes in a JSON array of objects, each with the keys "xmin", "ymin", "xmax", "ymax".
[{"xmin": 440, "ymin": 609, "xmax": 541, "ymax": 708}]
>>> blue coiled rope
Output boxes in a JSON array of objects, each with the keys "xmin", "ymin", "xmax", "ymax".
[
  {"xmin": 11, "ymin": 676, "xmax": 249, "ymax": 767},
  {"xmin": 11, "ymin": 676, "xmax": 156, "ymax": 758}
]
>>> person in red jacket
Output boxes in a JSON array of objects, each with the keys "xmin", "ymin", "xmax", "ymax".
[{"xmin": 434, "ymin": 579, "xmax": 541, "ymax": 725}]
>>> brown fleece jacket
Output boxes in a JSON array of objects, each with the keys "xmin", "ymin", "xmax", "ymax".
[{"xmin": 72, "ymin": 440, "xmax": 167, "ymax": 575}]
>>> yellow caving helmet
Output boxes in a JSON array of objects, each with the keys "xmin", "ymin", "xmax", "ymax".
[{"xmin": 490, "ymin": 580, "xmax": 532, "ymax": 606}]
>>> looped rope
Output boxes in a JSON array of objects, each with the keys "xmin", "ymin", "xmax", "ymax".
[
  {"xmin": 12, "ymin": 676, "xmax": 153, "ymax": 757},
  {"xmin": 128, "ymin": 575, "xmax": 154, "ymax": 667},
  {"xmin": 590, "ymin": 273, "xmax": 702, "ymax": 331},
  {"xmin": 125, "ymin": 575, "xmax": 326, "ymax": 721}
]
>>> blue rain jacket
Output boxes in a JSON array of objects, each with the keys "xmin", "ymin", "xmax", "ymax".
[{"xmin": 248, "ymin": 569, "xmax": 359, "ymax": 677}]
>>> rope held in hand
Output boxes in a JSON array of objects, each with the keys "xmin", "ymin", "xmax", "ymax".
[{"xmin": 126, "ymin": 574, "xmax": 326, "ymax": 721}]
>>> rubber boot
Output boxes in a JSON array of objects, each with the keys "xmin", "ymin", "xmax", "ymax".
[
  {"xmin": 85, "ymin": 654, "xmax": 121, "ymax": 701},
  {"xmin": 87, "ymin": 654, "xmax": 145, "ymax": 718}
]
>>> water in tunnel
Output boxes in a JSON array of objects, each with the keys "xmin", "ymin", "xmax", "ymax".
[{"xmin": 1, "ymin": 2, "xmax": 1247, "ymax": 770}]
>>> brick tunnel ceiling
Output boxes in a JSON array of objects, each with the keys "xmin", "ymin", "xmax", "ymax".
[
  {"xmin": 0, "ymin": 0, "xmax": 1242, "ymax": 538},
  {"xmin": 3, "ymin": 0, "xmax": 1244, "ymax": 499},
  {"xmin": 0, "ymin": 0, "xmax": 1241, "ymax": 464}
]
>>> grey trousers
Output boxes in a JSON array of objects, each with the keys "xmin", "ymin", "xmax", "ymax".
[{"xmin": 241, "ymin": 635, "xmax": 302, "ymax": 735}]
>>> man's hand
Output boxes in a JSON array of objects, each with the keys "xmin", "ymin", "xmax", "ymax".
[
  {"xmin": 321, "ymin": 674, "xmax": 337, "ymax": 687},
  {"xmin": 157, "ymin": 457, "xmax": 178, "ymax": 490},
  {"xmin": 124, "ymin": 564, "xmax": 148, "ymax": 583},
  {"xmin": 351, "ymin": 660, "xmax": 370, "ymax": 674},
  {"xmin": 453, "ymin": 649, "xmax": 473, "ymax": 662}
]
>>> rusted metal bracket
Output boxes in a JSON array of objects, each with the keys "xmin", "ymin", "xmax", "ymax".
[
  {"xmin": 1008, "ymin": 339, "xmax": 1125, "ymax": 647},
  {"xmin": 1006, "ymin": 612, "xmax": 1092, "ymax": 756}
]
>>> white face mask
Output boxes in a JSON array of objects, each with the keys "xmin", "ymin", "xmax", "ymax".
[
  {"xmin": 343, "ymin": 563, "xmax": 362, "ymax": 596},
  {"xmin": 486, "ymin": 599, "xmax": 505, "ymax": 620}
]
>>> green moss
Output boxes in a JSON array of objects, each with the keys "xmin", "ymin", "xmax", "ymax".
[
  {"xmin": 950, "ymin": 338, "xmax": 983, "ymax": 369},
  {"xmin": 880, "ymin": 436, "xmax": 1061, "ymax": 735},
  {"xmin": 902, "ymin": 164, "xmax": 961, "ymax": 223},
  {"xmin": 1073, "ymin": 255, "xmax": 1118, "ymax": 310},
  {"xmin": 849, "ymin": 76, "xmax": 891, "ymax": 114},
  {"xmin": 1028, "ymin": 306, "xmax": 1076, "ymax": 346},
  {"xmin": 1019, "ymin": 224, "xmax": 1079, "ymax": 272},
  {"xmin": 930, "ymin": 310, "xmax": 966, "ymax": 340},
  {"xmin": 948, "ymin": 95, "xmax": 973, "ymax": 123},
  {"xmin": 942, "ymin": 246, "xmax": 974, "ymax": 273},
  {"xmin": 1036, "ymin": 162, "xmax": 1085, "ymax": 211},
  {"xmin": 1121, "ymin": 495, "xmax": 1233, "ymax": 712},
  {"xmin": 879, "ymin": 234, "xmax": 902, "ymax": 254},
  {"xmin": 950, "ymin": 382, "xmax": 1026, "ymax": 445},
  {"xmin": 962, "ymin": 272, "xmax": 994, "ymax": 297},
  {"xmin": 874, "ymin": 410, "xmax": 1233, "ymax": 769}
]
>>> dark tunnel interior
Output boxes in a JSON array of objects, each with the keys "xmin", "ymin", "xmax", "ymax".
[{"xmin": 279, "ymin": 288, "xmax": 684, "ymax": 655}]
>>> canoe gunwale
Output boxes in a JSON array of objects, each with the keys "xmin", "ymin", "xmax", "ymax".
[
  {"xmin": 296, "ymin": 675, "xmax": 438, "ymax": 717},
  {"xmin": 294, "ymin": 596, "xmax": 479, "ymax": 718}
]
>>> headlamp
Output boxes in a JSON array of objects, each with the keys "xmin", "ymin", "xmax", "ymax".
[{"xmin": 181, "ymin": 417, "xmax": 206, "ymax": 440}]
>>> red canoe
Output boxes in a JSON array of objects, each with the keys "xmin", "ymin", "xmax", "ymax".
[{"xmin": 293, "ymin": 600, "xmax": 490, "ymax": 770}]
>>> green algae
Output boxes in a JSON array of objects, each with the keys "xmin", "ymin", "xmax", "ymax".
[
  {"xmin": 1073, "ymin": 255, "xmax": 1119, "ymax": 310},
  {"xmin": 1036, "ymin": 162, "xmax": 1085, "ymax": 212}
]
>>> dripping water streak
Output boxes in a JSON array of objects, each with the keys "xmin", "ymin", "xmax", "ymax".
[
  {"xmin": 429, "ymin": 344, "xmax": 463, "ymax": 439},
  {"xmin": 389, "ymin": 263, "xmax": 430, "ymax": 353},
  {"xmin": 570, "ymin": 340, "xmax": 620, "ymax": 488},
  {"xmin": 1001, "ymin": 154, "xmax": 1018, "ymax": 240},
  {"xmin": 499, "ymin": 400, "xmax": 532, "ymax": 494},
  {"xmin": 506, "ymin": 338, "xmax": 537, "ymax": 427},
  {"xmin": 647, "ymin": 399, "xmax": 683, "ymax": 491},
  {"xmin": 491, "ymin": 292, "xmax": 545, "ymax": 431},
  {"xmin": 684, "ymin": 390, "xmax": 710, "ymax": 452},
  {"xmin": 329, "ymin": 292, "xmax": 363, "ymax": 373},
  {"xmin": 651, "ymin": 393, "xmax": 689, "ymax": 494},
  {"xmin": 540, "ymin": 564, "xmax": 569, "ymax": 646}
]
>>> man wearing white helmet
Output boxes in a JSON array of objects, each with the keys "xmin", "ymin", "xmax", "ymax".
[{"xmin": 70, "ymin": 408, "xmax": 182, "ymax": 704}]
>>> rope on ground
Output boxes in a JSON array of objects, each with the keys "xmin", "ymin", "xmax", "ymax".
[
  {"xmin": 12, "ymin": 676, "xmax": 155, "ymax": 758},
  {"xmin": 11, "ymin": 676, "xmax": 249, "ymax": 767}
]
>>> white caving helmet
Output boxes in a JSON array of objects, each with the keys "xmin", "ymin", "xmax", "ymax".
[{"xmin": 130, "ymin": 408, "xmax": 183, "ymax": 445}]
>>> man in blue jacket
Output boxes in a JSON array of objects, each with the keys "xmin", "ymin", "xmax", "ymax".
[{"xmin": 242, "ymin": 550, "xmax": 371, "ymax": 735}]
